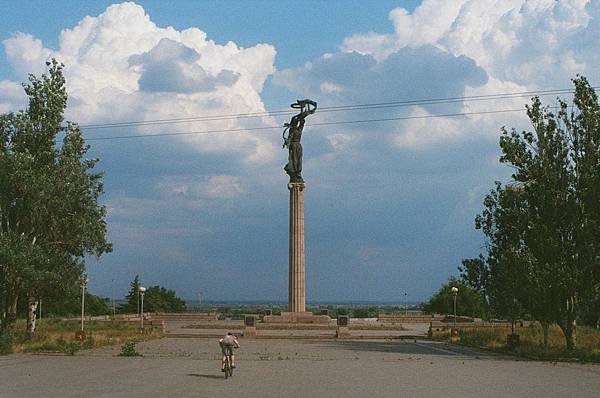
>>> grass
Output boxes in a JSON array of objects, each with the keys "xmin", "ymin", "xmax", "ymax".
[
  {"xmin": 6, "ymin": 319, "xmax": 161, "ymax": 355},
  {"xmin": 456, "ymin": 324, "xmax": 600, "ymax": 363}
]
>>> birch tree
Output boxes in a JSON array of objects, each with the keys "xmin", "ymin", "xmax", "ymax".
[{"xmin": 0, "ymin": 60, "xmax": 111, "ymax": 336}]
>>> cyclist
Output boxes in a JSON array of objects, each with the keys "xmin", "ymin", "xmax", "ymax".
[{"xmin": 219, "ymin": 332, "xmax": 240, "ymax": 372}]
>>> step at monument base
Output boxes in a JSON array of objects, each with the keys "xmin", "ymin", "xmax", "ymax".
[{"xmin": 263, "ymin": 312, "xmax": 331, "ymax": 324}]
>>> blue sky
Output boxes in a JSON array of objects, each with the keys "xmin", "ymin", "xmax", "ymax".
[{"xmin": 1, "ymin": 1, "xmax": 599, "ymax": 303}]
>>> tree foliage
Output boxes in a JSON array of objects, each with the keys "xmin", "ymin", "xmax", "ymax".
[
  {"xmin": 40, "ymin": 291, "xmax": 111, "ymax": 318},
  {"xmin": 465, "ymin": 76, "xmax": 600, "ymax": 350},
  {"xmin": 142, "ymin": 286, "xmax": 186, "ymax": 313},
  {"xmin": 119, "ymin": 275, "xmax": 141, "ymax": 314},
  {"xmin": 423, "ymin": 277, "xmax": 486, "ymax": 318},
  {"xmin": 0, "ymin": 60, "xmax": 111, "ymax": 332},
  {"xmin": 120, "ymin": 276, "xmax": 186, "ymax": 314}
]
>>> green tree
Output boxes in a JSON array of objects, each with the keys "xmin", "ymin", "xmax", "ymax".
[
  {"xmin": 472, "ymin": 76, "xmax": 600, "ymax": 350},
  {"xmin": 423, "ymin": 277, "xmax": 486, "ymax": 318},
  {"xmin": 143, "ymin": 286, "xmax": 186, "ymax": 313},
  {"xmin": 119, "ymin": 277, "xmax": 186, "ymax": 314},
  {"xmin": 120, "ymin": 275, "xmax": 141, "ymax": 314},
  {"xmin": 0, "ymin": 60, "xmax": 111, "ymax": 336},
  {"xmin": 41, "ymin": 290, "xmax": 111, "ymax": 318}
]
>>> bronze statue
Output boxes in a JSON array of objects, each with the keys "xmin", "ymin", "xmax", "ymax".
[{"xmin": 283, "ymin": 99, "xmax": 317, "ymax": 182}]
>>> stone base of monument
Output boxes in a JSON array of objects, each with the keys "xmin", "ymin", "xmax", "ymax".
[
  {"xmin": 263, "ymin": 312, "xmax": 331, "ymax": 324},
  {"xmin": 244, "ymin": 326, "xmax": 257, "ymax": 338},
  {"xmin": 244, "ymin": 315, "xmax": 257, "ymax": 338},
  {"xmin": 336, "ymin": 315, "xmax": 350, "ymax": 338},
  {"xmin": 336, "ymin": 326, "xmax": 350, "ymax": 338}
]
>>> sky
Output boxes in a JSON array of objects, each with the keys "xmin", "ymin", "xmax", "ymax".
[{"xmin": 1, "ymin": 0, "xmax": 599, "ymax": 303}]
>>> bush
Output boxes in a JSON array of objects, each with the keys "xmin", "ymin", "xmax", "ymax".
[
  {"xmin": 119, "ymin": 341, "xmax": 141, "ymax": 357},
  {"xmin": 35, "ymin": 337, "xmax": 81, "ymax": 355},
  {"xmin": 459, "ymin": 328, "xmax": 503, "ymax": 347},
  {"xmin": 0, "ymin": 331, "xmax": 13, "ymax": 355}
]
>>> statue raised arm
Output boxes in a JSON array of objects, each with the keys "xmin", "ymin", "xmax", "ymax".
[{"xmin": 283, "ymin": 99, "xmax": 317, "ymax": 182}]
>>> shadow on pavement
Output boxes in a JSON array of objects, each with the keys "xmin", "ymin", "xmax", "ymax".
[
  {"xmin": 303, "ymin": 340, "xmax": 500, "ymax": 359},
  {"xmin": 187, "ymin": 373, "xmax": 225, "ymax": 379}
]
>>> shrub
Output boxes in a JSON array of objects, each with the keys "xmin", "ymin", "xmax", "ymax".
[
  {"xmin": 119, "ymin": 341, "xmax": 141, "ymax": 357},
  {"xmin": 459, "ymin": 328, "xmax": 503, "ymax": 347},
  {"xmin": 0, "ymin": 331, "xmax": 13, "ymax": 355}
]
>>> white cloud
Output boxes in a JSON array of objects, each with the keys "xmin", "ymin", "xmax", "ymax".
[
  {"xmin": 0, "ymin": 80, "xmax": 26, "ymax": 113},
  {"xmin": 157, "ymin": 174, "xmax": 244, "ymax": 201},
  {"xmin": 3, "ymin": 33, "xmax": 52, "ymax": 80},
  {"xmin": 278, "ymin": 0, "xmax": 600, "ymax": 151},
  {"xmin": 343, "ymin": 0, "xmax": 599, "ymax": 87},
  {"xmin": 206, "ymin": 175, "xmax": 244, "ymax": 199},
  {"xmin": 1, "ymin": 2, "xmax": 278, "ymax": 163}
]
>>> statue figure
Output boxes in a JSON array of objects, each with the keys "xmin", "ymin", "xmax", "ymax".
[{"xmin": 283, "ymin": 99, "xmax": 317, "ymax": 182}]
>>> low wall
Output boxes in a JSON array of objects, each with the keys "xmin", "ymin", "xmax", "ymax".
[
  {"xmin": 378, "ymin": 314, "xmax": 445, "ymax": 323},
  {"xmin": 148, "ymin": 312, "xmax": 219, "ymax": 321},
  {"xmin": 428, "ymin": 320, "xmax": 524, "ymax": 338}
]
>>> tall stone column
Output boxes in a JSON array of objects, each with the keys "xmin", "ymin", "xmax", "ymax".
[{"xmin": 288, "ymin": 181, "xmax": 306, "ymax": 313}]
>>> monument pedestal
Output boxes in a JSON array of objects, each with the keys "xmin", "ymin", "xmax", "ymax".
[
  {"xmin": 336, "ymin": 315, "xmax": 350, "ymax": 338},
  {"xmin": 244, "ymin": 315, "xmax": 257, "ymax": 338},
  {"xmin": 263, "ymin": 312, "xmax": 331, "ymax": 324},
  {"xmin": 288, "ymin": 182, "xmax": 306, "ymax": 313}
]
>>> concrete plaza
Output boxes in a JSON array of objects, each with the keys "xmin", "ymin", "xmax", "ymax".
[{"xmin": 1, "ymin": 337, "xmax": 599, "ymax": 397}]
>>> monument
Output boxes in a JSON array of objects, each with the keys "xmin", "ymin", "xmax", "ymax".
[
  {"xmin": 264, "ymin": 99, "xmax": 329, "ymax": 324},
  {"xmin": 283, "ymin": 99, "xmax": 315, "ymax": 312}
]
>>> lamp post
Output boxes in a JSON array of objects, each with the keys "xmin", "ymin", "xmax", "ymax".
[
  {"xmin": 111, "ymin": 278, "xmax": 116, "ymax": 319},
  {"xmin": 80, "ymin": 275, "xmax": 89, "ymax": 332},
  {"xmin": 404, "ymin": 292, "xmax": 408, "ymax": 316},
  {"xmin": 139, "ymin": 286, "xmax": 146, "ymax": 330},
  {"xmin": 451, "ymin": 286, "xmax": 458, "ymax": 329}
]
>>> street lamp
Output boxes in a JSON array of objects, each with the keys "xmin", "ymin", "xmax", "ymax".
[
  {"xmin": 404, "ymin": 292, "xmax": 408, "ymax": 316},
  {"xmin": 138, "ymin": 286, "xmax": 146, "ymax": 330},
  {"xmin": 451, "ymin": 286, "xmax": 459, "ymax": 328},
  {"xmin": 111, "ymin": 278, "xmax": 116, "ymax": 319},
  {"xmin": 80, "ymin": 275, "xmax": 89, "ymax": 332}
]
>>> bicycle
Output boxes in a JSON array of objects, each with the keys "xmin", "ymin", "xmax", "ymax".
[{"xmin": 223, "ymin": 351, "xmax": 234, "ymax": 379}]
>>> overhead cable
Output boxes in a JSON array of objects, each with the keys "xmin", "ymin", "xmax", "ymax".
[
  {"xmin": 79, "ymin": 87, "xmax": 586, "ymax": 131},
  {"xmin": 85, "ymin": 107, "xmax": 529, "ymax": 142}
]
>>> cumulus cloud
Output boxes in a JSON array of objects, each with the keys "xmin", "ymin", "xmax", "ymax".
[
  {"xmin": 1, "ymin": 2, "xmax": 277, "ymax": 163},
  {"xmin": 275, "ymin": 46, "xmax": 487, "ymax": 110},
  {"xmin": 277, "ymin": 0, "xmax": 600, "ymax": 150},
  {"xmin": 0, "ymin": 80, "xmax": 26, "ymax": 113},
  {"xmin": 130, "ymin": 38, "xmax": 240, "ymax": 93}
]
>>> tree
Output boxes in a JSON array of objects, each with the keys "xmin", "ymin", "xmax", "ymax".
[
  {"xmin": 467, "ymin": 184, "xmax": 553, "ymax": 342},
  {"xmin": 41, "ymin": 290, "xmax": 111, "ymax": 318},
  {"xmin": 0, "ymin": 60, "xmax": 111, "ymax": 336},
  {"xmin": 143, "ymin": 286, "xmax": 186, "ymax": 313},
  {"xmin": 119, "ymin": 277, "xmax": 186, "ymax": 314},
  {"xmin": 120, "ymin": 275, "xmax": 141, "ymax": 314},
  {"xmin": 423, "ymin": 277, "xmax": 486, "ymax": 319},
  {"xmin": 472, "ymin": 77, "xmax": 600, "ymax": 350}
]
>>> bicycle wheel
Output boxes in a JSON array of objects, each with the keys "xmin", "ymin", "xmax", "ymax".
[
  {"xmin": 228, "ymin": 359, "xmax": 234, "ymax": 378},
  {"xmin": 224, "ymin": 360, "xmax": 229, "ymax": 379}
]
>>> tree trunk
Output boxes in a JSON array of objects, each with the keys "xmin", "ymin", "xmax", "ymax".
[
  {"xmin": 565, "ymin": 318, "xmax": 576, "ymax": 351},
  {"xmin": 563, "ymin": 313, "xmax": 577, "ymax": 351},
  {"xmin": 541, "ymin": 320, "xmax": 550, "ymax": 348},
  {"xmin": 26, "ymin": 297, "xmax": 38, "ymax": 340},
  {"xmin": 1, "ymin": 291, "xmax": 18, "ymax": 332},
  {"xmin": 559, "ymin": 296, "xmax": 577, "ymax": 351}
]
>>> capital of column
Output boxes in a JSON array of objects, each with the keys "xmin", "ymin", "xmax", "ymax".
[{"xmin": 287, "ymin": 182, "xmax": 305, "ymax": 191}]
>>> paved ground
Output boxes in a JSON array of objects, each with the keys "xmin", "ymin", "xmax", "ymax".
[{"xmin": 1, "ymin": 337, "xmax": 599, "ymax": 398}]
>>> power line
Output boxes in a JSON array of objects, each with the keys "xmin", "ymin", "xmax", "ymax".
[
  {"xmin": 79, "ymin": 87, "xmax": 585, "ymax": 131},
  {"xmin": 84, "ymin": 107, "xmax": 528, "ymax": 142}
]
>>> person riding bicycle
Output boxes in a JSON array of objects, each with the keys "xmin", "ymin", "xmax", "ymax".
[{"xmin": 219, "ymin": 332, "xmax": 240, "ymax": 372}]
